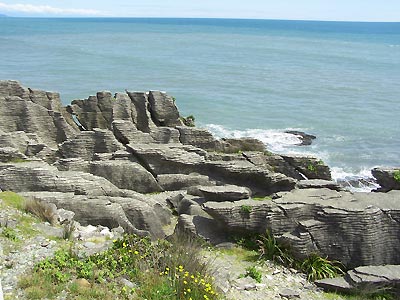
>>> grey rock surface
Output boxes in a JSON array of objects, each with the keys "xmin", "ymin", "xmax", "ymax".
[
  {"xmin": 198, "ymin": 185, "xmax": 251, "ymax": 202},
  {"xmin": 372, "ymin": 167, "xmax": 400, "ymax": 192},
  {"xmin": 316, "ymin": 265, "xmax": 400, "ymax": 296},
  {"xmin": 157, "ymin": 173, "xmax": 214, "ymax": 191},
  {"xmin": 296, "ymin": 179, "xmax": 342, "ymax": 191},
  {"xmin": 89, "ymin": 160, "xmax": 162, "ymax": 193}
]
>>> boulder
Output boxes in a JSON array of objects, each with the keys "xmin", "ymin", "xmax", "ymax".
[
  {"xmin": 198, "ymin": 185, "xmax": 251, "ymax": 202},
  {"xmin": 372, "ymin": 167, "xmax": 400, "ymax": 192}
]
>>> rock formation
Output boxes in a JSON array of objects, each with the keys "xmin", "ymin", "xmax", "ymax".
[{"xmin": 0, "ymin": 80, "xmax": 399, "ymax": 272}]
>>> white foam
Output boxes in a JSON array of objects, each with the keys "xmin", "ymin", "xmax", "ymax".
[
  {"xmin": 205, "ymin": 124, "xmax": 303, "ymax": 153},
  {"xmin": 331, "ymin": 167, "xmax": 379, "ymax": 192},
  {"xmin": 204, "ymin": 123, "xmax": 379, "ymax": 193}
]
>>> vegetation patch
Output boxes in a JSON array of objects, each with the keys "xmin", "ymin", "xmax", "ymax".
[
  {"xmin": 0, "ymin": 191, "xmax": 26, "ymax": 210},
  {"xmin": 393, "ymin": 170, "xmax": 400, "ymax": 183},
  {"xmin": 241, "ymin": 266, "xmax": 262, "ymax": 283},
  {"xmin": 234, "ymin": 230, "xmax": 345, "ymax": 282},
  {"xmin": 19, "ymin": 234, "xmax": 220, "ymax": 300},
  {"xmin": 181, "ymin": 115, "xmax": 196, "ymax": 127},
  {"xmin": 240, "ymin": 205, "xmax": 252, "ymax": 214}
]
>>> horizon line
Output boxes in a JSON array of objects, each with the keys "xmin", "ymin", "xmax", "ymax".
[{"xmin": 1, "ymin": 15, "xmax": 400, "ymax": 23}]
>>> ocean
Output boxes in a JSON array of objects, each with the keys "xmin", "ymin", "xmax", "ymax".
[{"xmin": 0, "ymin": 18, "xmax": 399, "ymax": 190}]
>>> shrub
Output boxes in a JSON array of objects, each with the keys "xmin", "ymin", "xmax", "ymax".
[
  {"xmin": 24, "ymin": 198, "xmax": 58, "ymax": 225},
  {"xmin": 257, "ymin": 230, "xmax": 294, "ymax": 267},
  {"xmin": 243, "ymin": 266, "xmax": 262, "ymax": 283},
  {"xmin": 300, "ymin": 253, "xmax": 344, "ymax": 281},
  {"xmin": 1, "ymin": 226, "xmax": 19, "ymax": 241},
  {"xmin": 240, "ymin": 205, "xmax": 252, "ymax": 214},
  {"xmin": 62, "ymin": 221, "xmax": 76, "ymax": 240},
  {"xmin": 182, "ymin": 115, "xmax": 196, "ymax": 127}
]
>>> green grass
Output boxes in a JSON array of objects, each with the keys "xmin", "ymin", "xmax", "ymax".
[{"xmin": 0, "ymin": 191, "xmax": 26, "ymax": 210}]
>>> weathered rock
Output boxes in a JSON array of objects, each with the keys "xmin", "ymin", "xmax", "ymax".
[
  {"xmin": 150, "ymin": 127, "xmax": 181, "ymax": 144},
  {"xmin": 68, "ymin": 93, "xmax": 112, "ymax": 130},
  {"xmin": 315, "ymin": 277, "xmax": 353, "ymax": 294},
  {"xmin": 0, "ymin": 80, "xmax": 78, "ymax": 148},
  {"xmin": 281, "ymin": 154, "xmax": 331, "ymax": 180},
  {"xmin": 205, "ymin": 159, "xmax": 296, "ymax": 196},
  {"xmin": 296, "ymin": 179, "xmax": 342, "ymax": 191},
  {"xmin": 347, "ymin": 265, "xmax": 400, "ymax": 286},
  {"xmin": 59, "ymin": 129, "xmax": 124, "ymax": 160},
  {"xmin": 198, "ymin": 185, "xmax": 251, "ymax": 202},
  {"xmin": 157, "ymin": 173, "xmax": 214, "ymax": 191},
  {"xmin": 112, "ymin": 120, "xmax": 154, "ymax": 144},
  {"xmin": 126, "ymin": 91, "xmax": 156, "ymax": 133},
  {"xmin": 243, "ymin": 151, "xmax": 302, "ymax": 180},
  {"xmin": 0, "ymin": 161, "xmax": 124, "ymax": 197},
  {"xmin": 126, "ymin": 143, "xmax": 207, "ymax": 175},
  {"xmin": 176, "ymin": 126, "xmax": 221, "ymax": 151},
  {"xmin": 147, "ymin": 91, "xmax": 182, "ymax": 127},
  {"xmin": 175, "ymin": 214, "xmax": 229, "ymax": 244},
  {"xmin": 0, "ymin": 147, "xmax": 26, "ymax": 163},
  {"xmin": 284, "ymin": 130, "xmax": 316, "ymax": 146},
  {"xmin": 21, "ymin": 191, "xmax": 166, "ymax": 238},
  {"xmin": 279, "ymin": 288, "xmax": 301, "ymax": 299},
  {"xmin": 204, "ymin": 188, "xmax": 400, "ymax": 268},
  {"xmin": 221, "ymin": 138, "xmax": 266, "ymax": 153},
  {"xmin": 316, "ymin": 265, "xmax": 400, "ymax": 296},
  {"xmin": 372, "ymin": 167, "xmax": 400, "ymax": 192},
  {"xmin": 89, "ymin": 160, "xmax": 162, "ymax": 194}
]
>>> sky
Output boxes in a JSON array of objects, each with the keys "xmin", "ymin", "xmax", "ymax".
[{"xmin": 0, "ymin": 0, "xmax": 399, "ymax": 22}]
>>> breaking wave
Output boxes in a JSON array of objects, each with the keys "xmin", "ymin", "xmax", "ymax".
[{"xmin": 205, "ymin": 124, "xmax": 378, "ymax": 192}]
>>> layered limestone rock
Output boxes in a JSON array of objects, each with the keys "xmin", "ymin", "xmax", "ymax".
[
  {"xmin": 204, "ymin": 188, "xmax": 400, "ymax": 268},
  {"xmin": 316, "ymin": 265, "xmax": 400, "ymax": 295},
  {"xmin": 0, "ymin": 80, "xmax": 78, "ymax": 149},
  {"xmin": 2, "ymin": 81, "xmax": 399, "ymax": 270}
]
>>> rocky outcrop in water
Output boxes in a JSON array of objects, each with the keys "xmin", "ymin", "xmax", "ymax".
[
  {"xmin": 0, "ymin": 80, "xmax": 399, "ymax": 270},
  {"xmin": 372, "ymin": 167, "xmax": 400, "ymax": 192}
]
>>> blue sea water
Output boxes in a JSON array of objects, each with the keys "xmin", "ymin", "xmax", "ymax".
[{"xmin": 0, "ymin": 18, "xmax": 399, "ymax": 187}]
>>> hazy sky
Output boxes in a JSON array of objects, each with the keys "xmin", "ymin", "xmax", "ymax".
[{"xmin": 0, "ymin": 0, "xmax": 399, "ymax": 22}]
